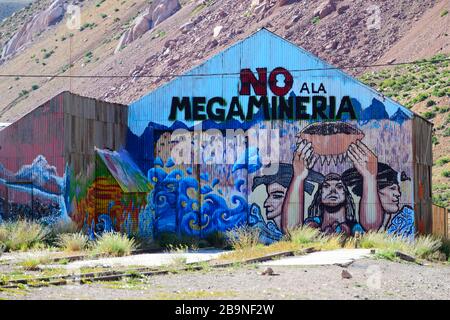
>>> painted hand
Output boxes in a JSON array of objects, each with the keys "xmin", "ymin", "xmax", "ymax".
[
  {"xmin": 347, "ymin": 140, "xmax": 378, "ymax": 178},
  {"xmin": 292, "ymin": 139, "xmax": 318, "ymax": 180}
]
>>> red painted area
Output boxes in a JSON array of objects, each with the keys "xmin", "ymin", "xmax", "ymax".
[{"xmin": 0, "ymin": 94, "xmax": 64, "ymax": 175}]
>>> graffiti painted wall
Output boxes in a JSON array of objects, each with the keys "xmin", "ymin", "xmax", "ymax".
[
  {"xmin": 0, "ymin": 92, "xmax": 132, "ymax": 234},
  {"xmin": 0, "ymin": 93, "xmax": 67, "ymax": 225},
  {"xmin": 127, "ymin": 29, "xmax": 422, "ymax": 241},
  {"xmin": 0, "ymin": 30, "xmax": 431, "ymax": 241}
]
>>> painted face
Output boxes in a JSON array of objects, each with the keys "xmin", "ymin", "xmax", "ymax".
[
  {"xmin": 264, "ymin": 183, "xmax": 287, "ymax": 220},
  {"xmin": 379, "ymin": 183, "xmax": 401, "ymax": 214},
  {"xmin": 321, "ymin": 179, "xmax": 345, "ymax": 207}
]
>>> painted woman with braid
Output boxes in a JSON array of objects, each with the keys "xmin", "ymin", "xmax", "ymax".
[
  {"xmin": 281, "ymin": 139, "xmax": 364, "ymax": 236},
  {"xmin": 342, "ymin": 161, "xmax": 414, "ymax": 237}
]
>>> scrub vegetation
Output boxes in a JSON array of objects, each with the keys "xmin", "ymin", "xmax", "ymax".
[
  {"xmin": 57, "ymin": 233, "xmax": 90, "ymax": 252},
  {"xmin": 92, "ymin": 232, "xmax": 137, "ymax": 257},
  {"xmin": 0, "ymin": 220, "xmax": 49, "ymax": 252},
  {"xmin": 359, "ymin": 53, "xmax": 450, "ymax": 208},
  {"xmin": 219, "ymin": 225, "xmax": 448, "ymax": 263}
]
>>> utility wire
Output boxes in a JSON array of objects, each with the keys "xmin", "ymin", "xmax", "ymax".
[{"xmin": 0, "ymin": 58, "xmax": 448, "ymax": 79}]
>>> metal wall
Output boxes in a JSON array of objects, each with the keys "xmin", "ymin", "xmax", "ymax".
[
  {"xmin": 0, "ymin": 91, "xmax": 130, "ymax": 229},
  {"xmin": 127, "ymin": 29, "xmax": 425, "ymax": 241},
  {"xmin": 412, "ymin": 115, "xmax": 433, "ymax": 234},
  {"xmin": 0, "ymin": 93, "xmax": 65, "ymax": 223},
  {"xmin": 61, "ymin": 92, "xmax": 129, "ymax": 234}
]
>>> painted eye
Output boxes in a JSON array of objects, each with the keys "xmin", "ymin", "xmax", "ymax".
[
  {"xmin": 152, "ymin": 177, "xmax": 158, "ymax": 182},
  {"xmin": 181, "ymin": 201, "xmax": 187, "ymax": 208}
]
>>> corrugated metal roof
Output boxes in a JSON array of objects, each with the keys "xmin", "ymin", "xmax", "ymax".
[{"xmin": 95, "ymin": 147, "xmax": 150, "ymax": 193}]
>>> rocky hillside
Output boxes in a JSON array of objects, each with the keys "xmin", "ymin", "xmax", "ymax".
[
  {"xmin": 359, "ymin": 54, "xmax": 450, "ymax": 208},
  {"xmin": 0, "ymin": 2, "xmax": 26, "ymax": 22},
  {"xmin": 0, "ymin": 0, "xmax": 448, "ymax": 122},
  {"xmin": 0, "ymin": 0, "xmax": 448, "ymax": 203}
]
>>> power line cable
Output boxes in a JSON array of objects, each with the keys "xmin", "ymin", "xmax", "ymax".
[{"xmin": 0, "ymin": 58, "xmax": 448, "ymax": 79}]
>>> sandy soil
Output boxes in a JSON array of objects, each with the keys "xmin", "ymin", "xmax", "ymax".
[{"xmin": 1, "ymin": 258, "xmax": 449, "ymax": 300}]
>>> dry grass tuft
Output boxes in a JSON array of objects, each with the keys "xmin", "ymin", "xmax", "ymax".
[
  {"xmin": 93, "ymin": 232, "xmax": 137, "ymax": 257},
  {"xmin": 0, "ymin": 220, "xmax": 49, "ymax": 251},
  {"xmin": 57, "ymin": 233, "xmax": 90, "ymax": 252}
]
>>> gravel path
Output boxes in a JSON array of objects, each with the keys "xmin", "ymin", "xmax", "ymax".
[{"xmin": 1, "ymin": 258, "xmax": 449, "ymax": 300}]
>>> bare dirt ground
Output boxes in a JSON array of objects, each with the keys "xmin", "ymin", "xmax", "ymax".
[{"xmin": 1, "ymin": 258, "xmax": 449, "ymax": 300}]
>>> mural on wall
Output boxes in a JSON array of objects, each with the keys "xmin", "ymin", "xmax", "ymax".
[
  {"xmin": 126, "ymin": 29, "xmax": 417, "ymax": 241},
  {"xmin": 71, "ymin": 149, "xmax": 151, "ymax": 238},
  {"xmin": 0, "ymin": 30, "xmax": 420, "ymax": 242},
  {"xmin": 277, "ymin": 121, "xmax": 414, "ymax": 238},
  {"xmin": 0, "ymin": 155, "xmax": 70, "ymax": 225}
]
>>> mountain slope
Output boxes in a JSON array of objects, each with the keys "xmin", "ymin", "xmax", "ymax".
[
  {"xmin": 360, "ymin": 54, "xmax": 450, "ymax": 208},
  {"xmin": 0, "ymin": 0, "xmax": 442, "ymax": 122},
  {"xmin": 0, "ymin": 1, "xmax": 28, "ymax": 22}
]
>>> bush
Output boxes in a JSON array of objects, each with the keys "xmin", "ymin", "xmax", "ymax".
[
  {"xmin": 436, "ymin": 157, "xmax": 450, "ymax": 166},
  {"xmin": 19, "ymin": 256, "xmax": 52, "ymax": 271},
  {"xmin": 412, "ymin": 236, "xmax": 442, "ymax": 259},
  {"xmin": 0, "ymin": 220, "xmax": 49, "ymax": 252},
  {"xmin": 426, "ymin": 100, "xmax": 436, "ymax": 107},
  {"xmin": 57, "ymin": 233, "xmax": 89, "ymax": 252},
  {"xmin": 93, "ymin": 232, "xmax": 137, "ymax": 257},
  {"xmin": 287, "ymin": 226, "xmax": 321, "ymax": 245},
  {"xmin": 226, "ymin": 226, "xmax": 260, "ymax": 250},
  {"xmin": 360, "ymin": 232, "xmax": 442, "ymax": 260},
  {"xmin": 442, "ymin": 170, "xmax": 450, "ymax": 178},
  {"xmin": 422, "ymin": 111, "xmax": 436, "ymax": 119},
  {"xmin": 443, "ymin": 128, "xmax": 450, "ymax": 137}
]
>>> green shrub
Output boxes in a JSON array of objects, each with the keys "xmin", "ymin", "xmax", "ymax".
[
  {"xmin": 360, "ymin": 232, "xmax": 442, "ymax": 260},
  {"xmin": 93, "ymin": 232, "xmax": 137, "ymax": 257},
  {"xmin": 422, "ymin": 111, "xmax": 435, "ymax": 119},
  {"xmin": 442, "ymin": 170, "xmax": 450, "ymax": 178},
  {"xmin": 436, "ymin": 157, "xmax": 450, "ymax": 166},
  {"xmin": 19, "ymin": 256, "xmax": 52, "ymax": 270},
  {"xmin": 360, "ymin": 232, "xmax": 409, "ymax": 252},
  {"xmin": 441, "ymin": 10, "xmax": 448, "ymax": 17},
  {"xmin": 426, "ymin": 100, "xmax": 436, "ymax": 107},
  {"xmin": 43, "ymin": 50, "xmax": 54, "ymax": 59},
  {"xmin": 57, "ymin": 233, "xmax": 89, "ymax": 252},
  {"xmin": 0, "ymin": 221, "xmax": 49, "ymax": 252},
  {"xmin": 443, "ymin": 128, "xmax": 450, "ymax": 137},
  {"xmin": 19, "ymin": 89, "xmax": 29, "ymax": 97},
  {"xmin": 311, "ymin": 16, "xmax": 320, "ymax": 24},
  {"xmin": 31, "ymin": 84, "xmax": 39, "ymax": 91}
]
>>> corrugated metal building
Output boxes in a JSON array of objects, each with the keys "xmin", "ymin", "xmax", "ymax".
[
  {"xmin": 0, "ymin": 91, "xmax": 131, "ymax": 236},
  {"xmin": 0, "ymin": 29, "xmax": 434, "ymax": 240}
]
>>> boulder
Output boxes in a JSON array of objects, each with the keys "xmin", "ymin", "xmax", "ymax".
[
  {"xmin": 313, "ymin": 0, "xmax": 336, "ymax": 19},
  {"xmin": 180, "ymin": 22, "xmax": 194, "ymax": 34},
  {"xmin": 1, "ymin": 0, "xmax": 66, "ymax": 61},
  {"xmin": 213, "ymin": 25, "xmax": 223, "ymax": 38},
  {"xmin": 337, "ymin": 4, "xmax": 350, "ymax": 15},
  {"xmin": 115, "ymin": 0, "xmax": 181, "ymax": 53},
  {"xmin": 151, "ymin": 0, "xmax": 181, "ymax": 26},
  {"xmin": 341, "ymin": 269, "xmax": 352, "ymax": 279},
  {"xmin": 278, "ymin": 0, "xmax": 298, "ymax": 6}
]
